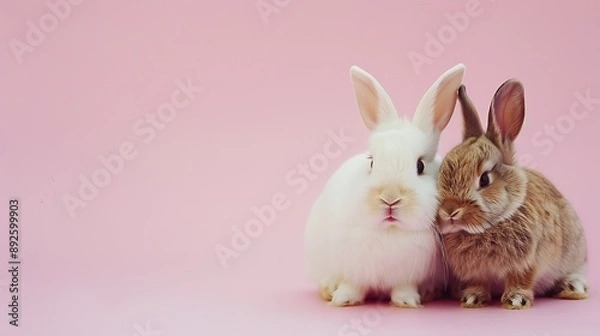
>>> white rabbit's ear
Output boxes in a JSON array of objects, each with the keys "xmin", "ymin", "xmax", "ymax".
[
  {"xmin": 412, "ymin": 63, "xmax": 466, "ymax": 137},
  {"xmin": 350, "ymin": 66, "xmax": 398, "ymax": 131}
]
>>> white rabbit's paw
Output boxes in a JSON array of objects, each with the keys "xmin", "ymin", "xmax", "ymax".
[
  {"xmin": 318, "ymin": 282, "xmax": 338, "ymax": 301},
  {"xmin": 329, "ymin": 283, "xmax": 365, "ymax": 307},
  {"xmin": 391, "ymin": 287, "xmax": 422, "ymax": 308}
]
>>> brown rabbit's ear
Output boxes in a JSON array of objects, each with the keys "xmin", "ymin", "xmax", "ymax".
[
  {"xmin": 486, "ymin": 79, "xmax": 525, "ymax": 163},
  {"xmin": 457, "ymin": 85, "xmax": 484, "ymax": 140}
]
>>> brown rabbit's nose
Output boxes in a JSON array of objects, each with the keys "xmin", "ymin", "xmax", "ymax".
[
  {"xmin": 449, "ymin": 208, "xmax": 463, "ymax": 220},
  {"xmin": 439, "ymin": 200, "xmax": 464, "ymax": 223}
]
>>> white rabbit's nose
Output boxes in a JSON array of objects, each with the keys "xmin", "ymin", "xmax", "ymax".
[{"xmin": 380, "ymin": 197, "xmax": 401, "ymax": 206}]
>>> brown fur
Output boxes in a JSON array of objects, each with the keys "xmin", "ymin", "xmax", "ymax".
[{"xmin": 437, "ymin": 82, "xmax": 588, "ymax": 309}]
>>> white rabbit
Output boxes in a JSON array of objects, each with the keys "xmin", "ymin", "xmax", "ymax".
[{"xmin": 304, "ymin": 64, "xmax": 465, "ymax": 307}]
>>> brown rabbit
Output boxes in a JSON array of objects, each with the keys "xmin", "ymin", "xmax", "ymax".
[{"xmin": 436, "ymin": 79, "xmax": 589, "ymax": 310}]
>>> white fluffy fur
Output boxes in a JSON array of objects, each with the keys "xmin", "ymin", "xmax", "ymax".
[{"xmin": 304, "ymin": 64, "xmax": 466, "ymax": 307}]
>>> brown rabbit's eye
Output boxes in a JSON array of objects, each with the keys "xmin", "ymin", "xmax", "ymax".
[
  {"xmin": 479, "ymin": 172, "xmax": 491, "ymax": 188},
  {"xmin": 417, "ymin": 159, "xmax": 425, "ymax": 175}
]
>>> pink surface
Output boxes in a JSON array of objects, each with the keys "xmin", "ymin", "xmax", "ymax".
[{"xmin": 1, "ymin": 0, "xmax": 599, "ymax": 335}]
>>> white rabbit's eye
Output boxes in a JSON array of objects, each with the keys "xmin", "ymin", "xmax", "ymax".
[
  {"xmin": 417, "ymin": 159, "xmax": 425, "ymax": 175},
  {"xmin": 366, "ymin": 154, "xmax": 373, "ymax": 170}
]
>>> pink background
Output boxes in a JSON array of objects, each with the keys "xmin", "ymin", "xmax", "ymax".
[{"xmin": 1, "ymin": 0, "xmax": 600, "ymax": 335}]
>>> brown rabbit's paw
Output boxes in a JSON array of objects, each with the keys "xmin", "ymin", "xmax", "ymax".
[
  {"xmin": 554, "ymin": 277, "xmax": 588, "ymax": 300},
  {"xmin": 501, "ymin": 290, "xmax": 533, "ymax": 310},
  {"xmin": 460, "ymin": 293, "xmax": 489, "ymax": 308},
  {"xmin": 460, "ymin": 288, "xmax": 491, "ymax": 308}
]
